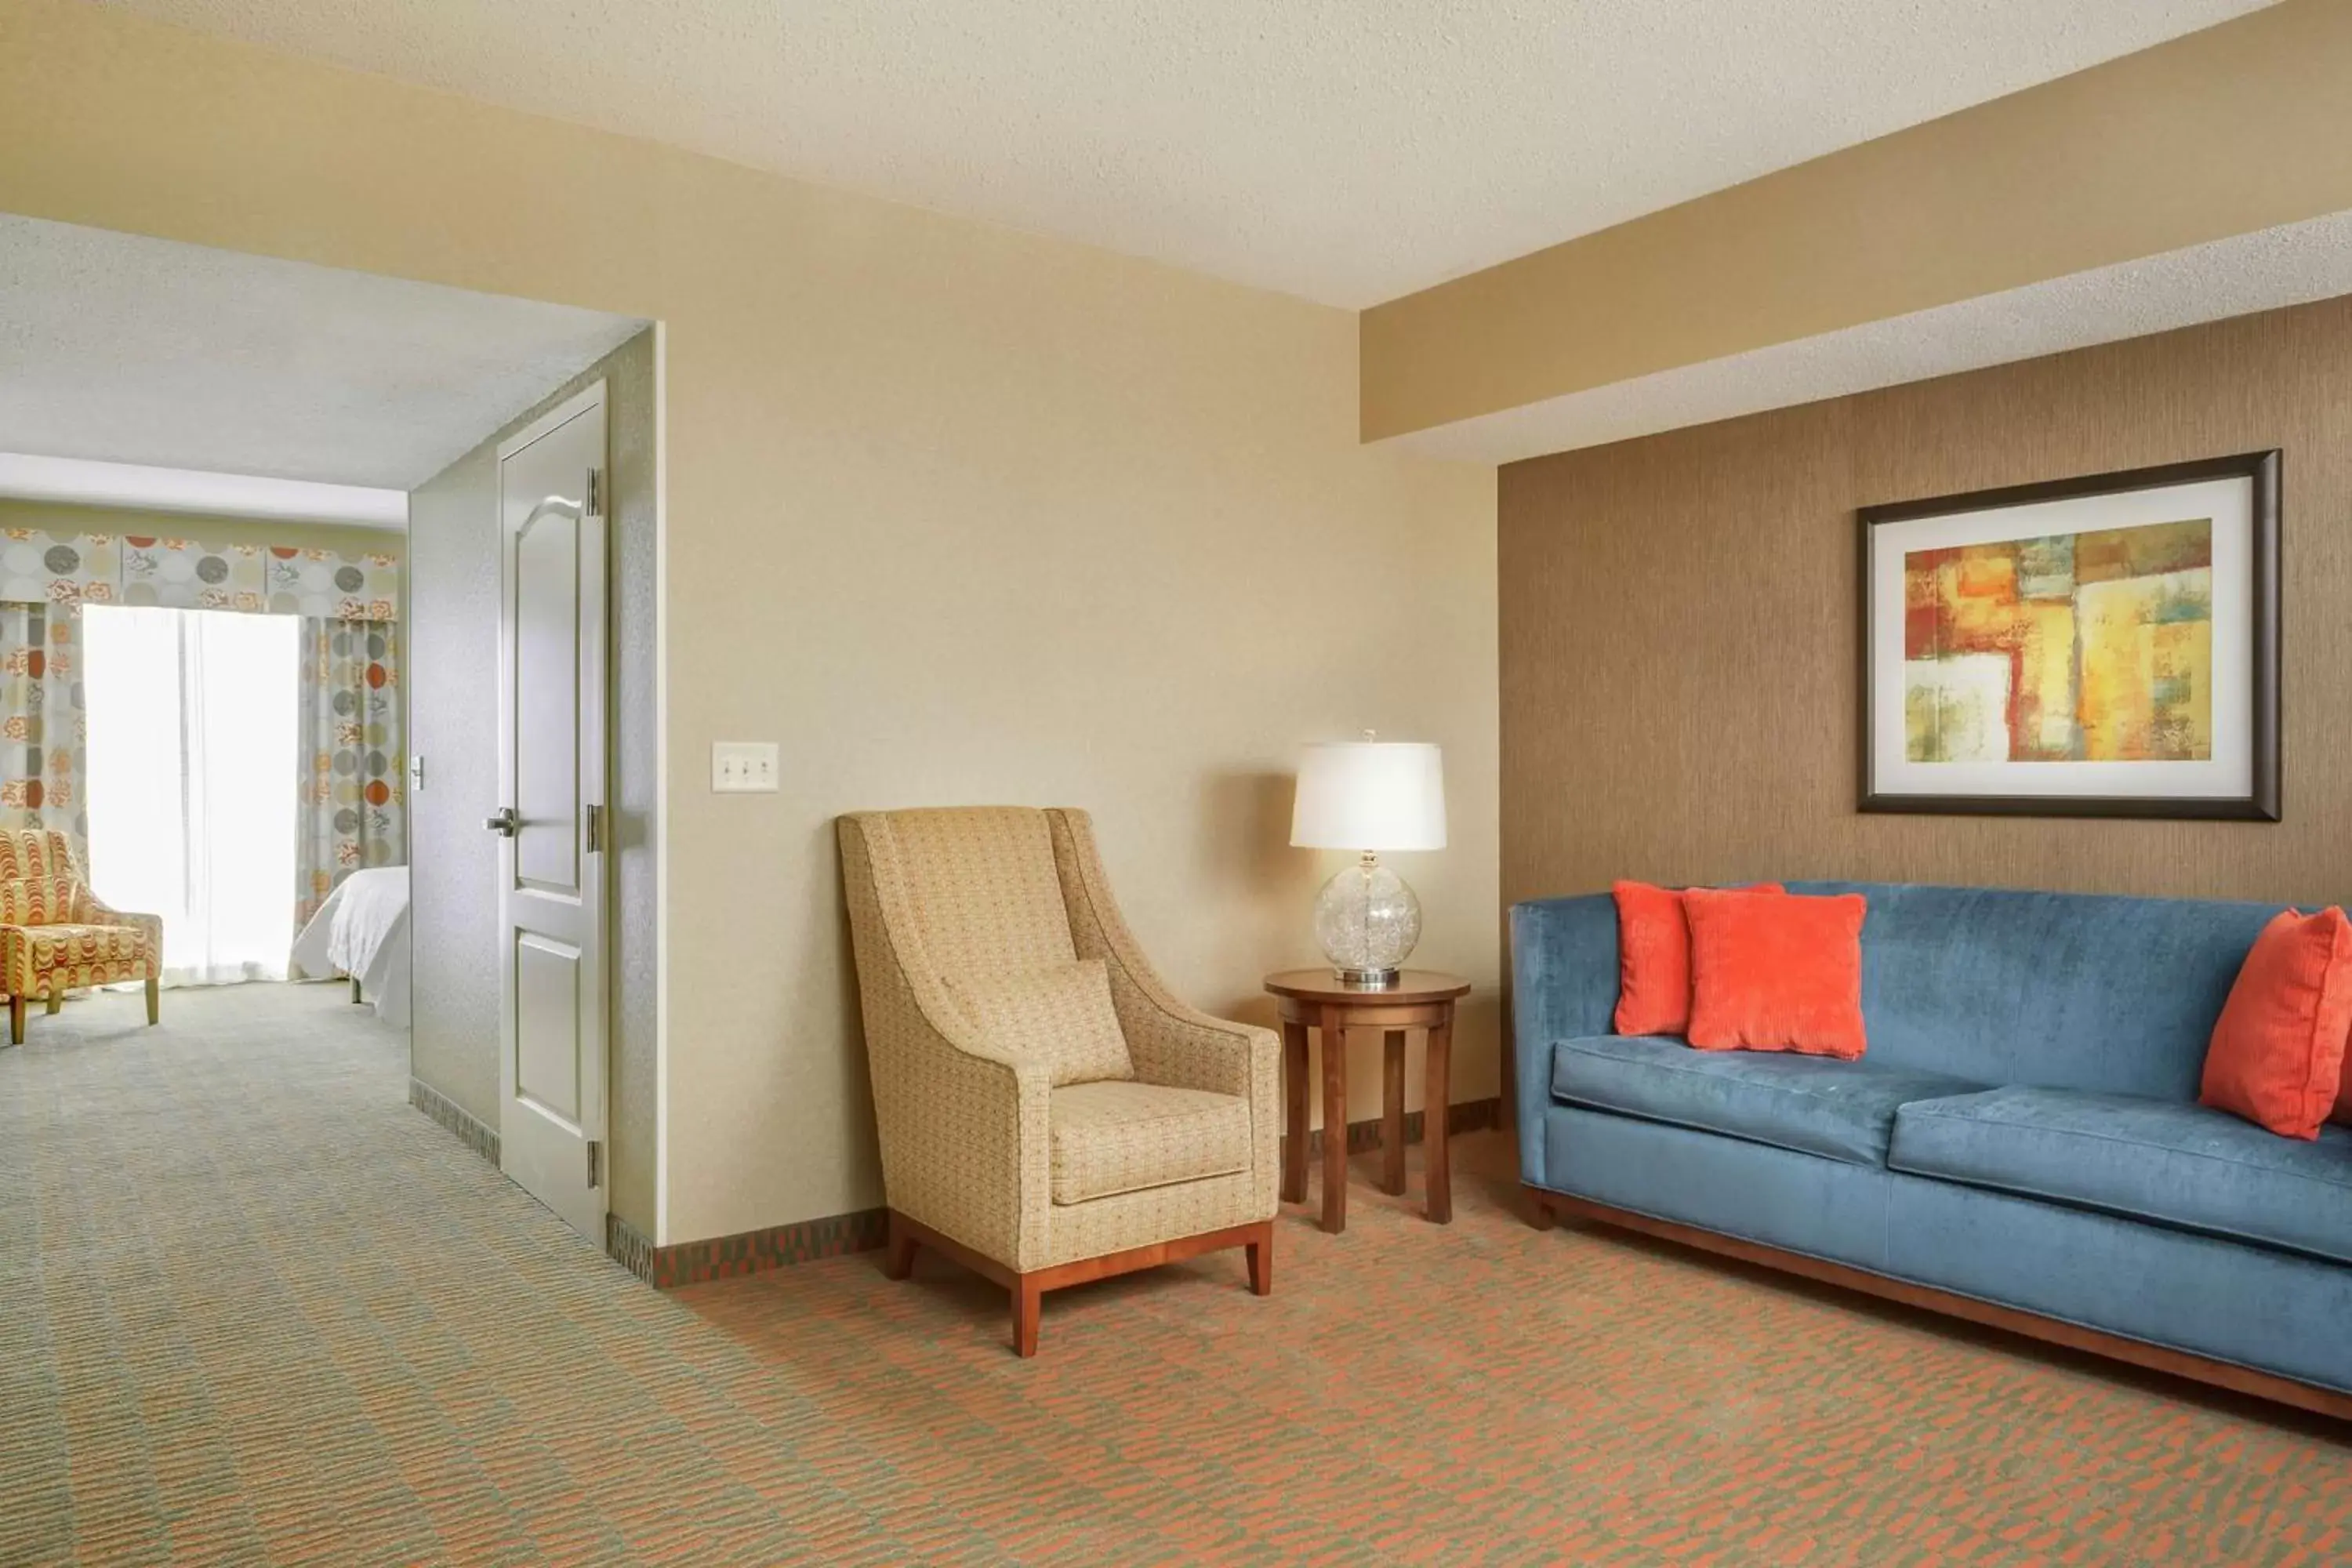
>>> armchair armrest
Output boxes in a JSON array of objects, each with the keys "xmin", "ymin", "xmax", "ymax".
[
  {"xmin": 1045, "ymin": 808, "xmax": 1279, "ymax": 1177},
  {"xmin": 76, "ymin": 887, "xmax": 162, "ymax": 954}
]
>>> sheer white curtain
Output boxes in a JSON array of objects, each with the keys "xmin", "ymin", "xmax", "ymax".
[{"xmin": 82, "ymin": 605, "xmax": 300, "ymax": 987}]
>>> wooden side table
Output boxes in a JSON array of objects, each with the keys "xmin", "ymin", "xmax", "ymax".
[{"xmin": 1265, "ymin": 969, "xmax": 1472, "ymax": 1234}]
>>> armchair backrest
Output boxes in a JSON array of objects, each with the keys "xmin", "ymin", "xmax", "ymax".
[
  {"xmin": 856, "ymin": 808, "xmax": 1076, "ymax": 982},
  {"xmin": 0, "ymin": 829, "xmax": 82, "ymax": 887}
]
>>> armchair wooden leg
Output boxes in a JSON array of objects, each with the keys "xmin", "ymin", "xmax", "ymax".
[
  {"xmin": 1011, "ymin": 1276, "xmax": 1042, "ymax": 1359},
  {"xmin": 145, "ymin": 976, "xmax": 160, "ymax": 1026},
  {"xmin": 1246, "ymin": 1224, "xmax": 1274, "ymax": 1296},
  {"xmin": 9, "ymin": 995, "xmax": 22, "ymax": 1045},
  {"xmin": 1524, "ymin": 1187, "xmax": 1557, "ymax": 1231},
  {"xmin": 882, "ymin": 1211, "xmax": 916, "ymax": 1280},
  {"xmin": 350, "ymin": 975, "xmax": 364, "ymax": 1004},
  {"xmin": 45, "ymin": 984, "xmax": 60, "ymax": 1015}
]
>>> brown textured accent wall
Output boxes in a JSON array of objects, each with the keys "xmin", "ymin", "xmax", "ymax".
[{"xmin": 1499, "ymin": 295, "xmax": 2352, "ymax": 914}]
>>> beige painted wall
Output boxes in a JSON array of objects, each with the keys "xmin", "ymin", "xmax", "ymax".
[
  {"xmin": 0, "ymin": 0, "xmax": 1501, "ymax": 1243},
  {"xmin": 407, "ymin": 332, "xmax": 659, "ymax": 1236},
  {"xmin": 1498, "ymin": 295, "xmax": 2352, "ymax": 918},
  {"xmin": 1363, "ymin": 0, "xmax": 2352, "ymax": 441}
]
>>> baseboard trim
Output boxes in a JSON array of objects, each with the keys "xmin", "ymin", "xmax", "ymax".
[
  {"xmin": 408, "ymin": 1077, "xmax": 499, "ymax": 1165},
  {"xmin": 607, "ymin": 1207, "xmax": 890, "ymax": 1290},
  {"xmin": 601, "ymin": 1096, "xmax": 1500, "ymax": 1291},
  {"xmin": 1298, "ymin": 1094, "xmax": 1501, "ymax": 1160}
]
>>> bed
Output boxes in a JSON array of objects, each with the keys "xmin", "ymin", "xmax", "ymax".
[{"xmin": 290, "ymin": 866, "xmax": 412, "ymax": 1026}]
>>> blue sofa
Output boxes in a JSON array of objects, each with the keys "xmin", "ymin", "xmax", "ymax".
[{"xmin": 1512, "ymin": 880, "xmax": 2352, "ymax": 1416}]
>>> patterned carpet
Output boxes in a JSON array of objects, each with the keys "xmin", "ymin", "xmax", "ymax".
[{"xmin": 3, "ymin": 985, "xmax": 2350, "ymax": 1566}]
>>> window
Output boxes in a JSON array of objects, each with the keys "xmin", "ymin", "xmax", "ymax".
[{"xmin": 82, "ymin": 605, "xmax": 300, "ymax": 985}]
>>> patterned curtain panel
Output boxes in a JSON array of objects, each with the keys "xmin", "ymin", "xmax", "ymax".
[
  {"xmin": 0, "ymin": 602, "xmax": 87, "ymax": 869},
  {"xmin": 296, "ymin": 619, "xmax": 405, "ymax": 925}
]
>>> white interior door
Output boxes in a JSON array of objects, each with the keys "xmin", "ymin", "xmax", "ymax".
[{"xmin": 494, "ymin": 384, "xmax": 608, "ymax": 1243}]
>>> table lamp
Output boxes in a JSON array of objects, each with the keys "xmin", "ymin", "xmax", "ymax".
[{"xmin": 1289, "ymin": 735, "xmax": 1446, "ymax": 985}]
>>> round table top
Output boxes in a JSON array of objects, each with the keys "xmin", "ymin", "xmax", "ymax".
[{"xmin": 1263, "ymin": 968, "xmax": 1472, "ymax": 1005}]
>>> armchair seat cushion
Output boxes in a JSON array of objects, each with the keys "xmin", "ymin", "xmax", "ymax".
[
  {"xmin": 1049, "ymin": 1080, "xmax": 1251, "ymax": 1205},
  {"xmin": 1, "ymin": 921, "xmax": 155, "ymax": 995}
]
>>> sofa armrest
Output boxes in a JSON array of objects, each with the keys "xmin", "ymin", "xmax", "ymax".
[{"xmin": 1511, "ymin": 894, "xmax": 1623, "ymax": 1189}]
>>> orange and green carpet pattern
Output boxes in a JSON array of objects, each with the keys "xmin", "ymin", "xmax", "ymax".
[{"xmin": 3, "ymin": 982, "xmax": 2350, "ymax": 1563}]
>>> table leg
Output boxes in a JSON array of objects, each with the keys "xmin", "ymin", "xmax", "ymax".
[
  {"xmin": 1425, "ymin": 1011, "xmax": 1454, "ymax": 1224},
  {"xmin": 1320, "ymin": 1017, "xmax": 1348, "ymax": 1233},
  {"xmin": 1280, "ymin": 1019, "xmax": 1309, "ymax": 1204},
  {"xmin": 1381, "ymin": 1029, "xmax": 1406, "ymax": 1195}
]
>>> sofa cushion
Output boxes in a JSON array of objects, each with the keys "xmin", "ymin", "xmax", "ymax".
[
  {"xmin": 2198, "ymin": 907, "xmax": 2352, "ymax": 1140},
  {"xmin": 1684, "ymin": 889, "xmax": 1869, "ymax": 1059},
  {"xmin": 1551, "ymin": 1034, "xmax": 1983, "ymax": 1167},
  {"xmin": 1610, "ymin": 879, "xmax": 1785, "ymax": 1036},
  {"xmin": 1889, "ymin": 1086, "xmax": 2352, "ymax": 1266},
  {"xmin": 1048, "ymin": 1080, "xmax": 1250, "ymax": 1205}
]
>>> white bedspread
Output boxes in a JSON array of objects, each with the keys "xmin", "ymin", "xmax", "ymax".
[{"xmin": 289, "ymin": 866, "xmax": 412, "ymax": 1026}]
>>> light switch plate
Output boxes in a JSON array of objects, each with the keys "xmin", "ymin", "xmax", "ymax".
[{"xmin": 711, "ymin": 741, "xmax": 779, "ymax": 793}]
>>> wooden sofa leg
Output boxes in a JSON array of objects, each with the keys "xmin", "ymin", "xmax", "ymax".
[
  {"xmin": 145, "ymin": 976, "xmax": 159, "ymax": 1026},
  {"xmin": 882, "ymin": 1211, "xmax": 916, "ymax": 1280},
  {"xmin": 350, "ymin": 975, "xmax": 363, "ymax": 1004},
  {"xmin": 44, "ymin": 985, "xmax": 60, "ymax": 1015},
  {"xmin": 1523, "ymin": 1187, "xmax": 1557, "ymax": 1231},
  {"xmin": 1012, "ymin": 1276, "xmax": 1042, "ymax": 1358},
  {"xmin": 9, "ymin": 995, "xmax": 22, "ymax": 1045},
  {"xmin": 1247, "ymin": 1224, "xmax": 1274, "ymax": 1296}
]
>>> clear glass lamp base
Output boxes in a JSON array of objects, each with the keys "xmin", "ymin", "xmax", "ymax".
[{"xmin": 1312, "ymin": 853, "xmax": 1421, "ymax": 985}]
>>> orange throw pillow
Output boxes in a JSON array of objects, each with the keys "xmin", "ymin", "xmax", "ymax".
[
  {"xmin": 1684, "ymin": 888, "xmax": 1868, "ymax": 1059},
  {"xmin": 2200, "ymin": 908, "xmax": 2352, "ymax": 1141},
  {"xmin": 1613, "ymin": 880, "xmax": 1784, "ymax": 1036}
]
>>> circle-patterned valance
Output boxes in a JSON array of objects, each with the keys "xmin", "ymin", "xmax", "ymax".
[{"xmin": 0, "ymin": 531, "xmax": 398, "ymax": 621}]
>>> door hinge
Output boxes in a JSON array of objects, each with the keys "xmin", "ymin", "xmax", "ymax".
[
  {"xmin": 584, "ymin": 803, "xmax": 604, "ymax": 852},
  {"xmin": 585, "ymin": 466, "xmax": 602, "ymax": 516},
  {"xmin": 587, "ymin": 1139, "xmax": 601, "ymax": 1189}
]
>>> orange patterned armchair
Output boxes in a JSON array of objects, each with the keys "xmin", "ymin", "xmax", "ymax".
[{"xmin": 0, "ymin": 829, "xmax": 161, "ymax": 1044}]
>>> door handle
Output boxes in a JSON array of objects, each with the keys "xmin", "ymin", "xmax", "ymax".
[{"xmin": 485, "ymin": 807, "xmax": 520, "ymax": 837}]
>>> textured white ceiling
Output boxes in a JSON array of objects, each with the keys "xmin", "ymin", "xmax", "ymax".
[
  {"xmin": 0, "ymin": 453, "xmax": 407, "ymax": 528},
  {"xmin": 1392, "ymin": 210, "xmax": 2352, "ymax": 464},
  {"xmin": 94, "ymin": 0, "xmax": 2272, "ymax": 308},
  {"xmin": 0, "ymin": 216, "xmax": 645, "ymax": 488}
]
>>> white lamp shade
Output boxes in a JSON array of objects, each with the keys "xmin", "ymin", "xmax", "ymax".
[{"xmin": 1290, "ymin": 741, "xmax": 1446, "ymax": 852}]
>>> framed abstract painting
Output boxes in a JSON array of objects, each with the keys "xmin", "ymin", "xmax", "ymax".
[{"xmin": 1859, "ymin": 451, "xmax": 2279, "ymax": 820}]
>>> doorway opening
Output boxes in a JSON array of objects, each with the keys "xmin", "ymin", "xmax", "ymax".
[{"xmin": 0, "ymin": 211, "xmax": 656, "ymax": 1254}]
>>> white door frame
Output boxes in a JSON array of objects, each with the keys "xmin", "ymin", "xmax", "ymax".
[{"xmin": 493, "ymin": 380, "xmax": 610, "ymax": 1241}]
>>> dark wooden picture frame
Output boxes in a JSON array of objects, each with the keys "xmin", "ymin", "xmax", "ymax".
[{"xmin": 1858, "ymin": 450, "xmax": 2280, "ymax": 821}]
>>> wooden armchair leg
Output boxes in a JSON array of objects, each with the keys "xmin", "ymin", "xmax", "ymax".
[
  {"xmin": 145, "ymin": 976, "xmax": 159, "ymax": 1026},
  {"xmin": 9, "ymin": 995, "xmax": 22, "ymax": 1045},
  {"xmin": 44, "ymin": 985, "xmax": 60, "ymax": 1014},
  {"xmin": 1012, "ymin": 1276, "xmax": 1042, "ymax": 1359},
  {"xmin": 882, "ymin": 1211, "xmax": 916, "ymax": 1280},
  {"xmin": 1246, "ymin": 1224, "xmax": 1274, "ymax": 1296}
]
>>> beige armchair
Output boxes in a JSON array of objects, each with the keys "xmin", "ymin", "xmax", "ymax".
[{"xmin": 839, "ymin": 806, "xmax": 1278, "ymax": 1356}]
